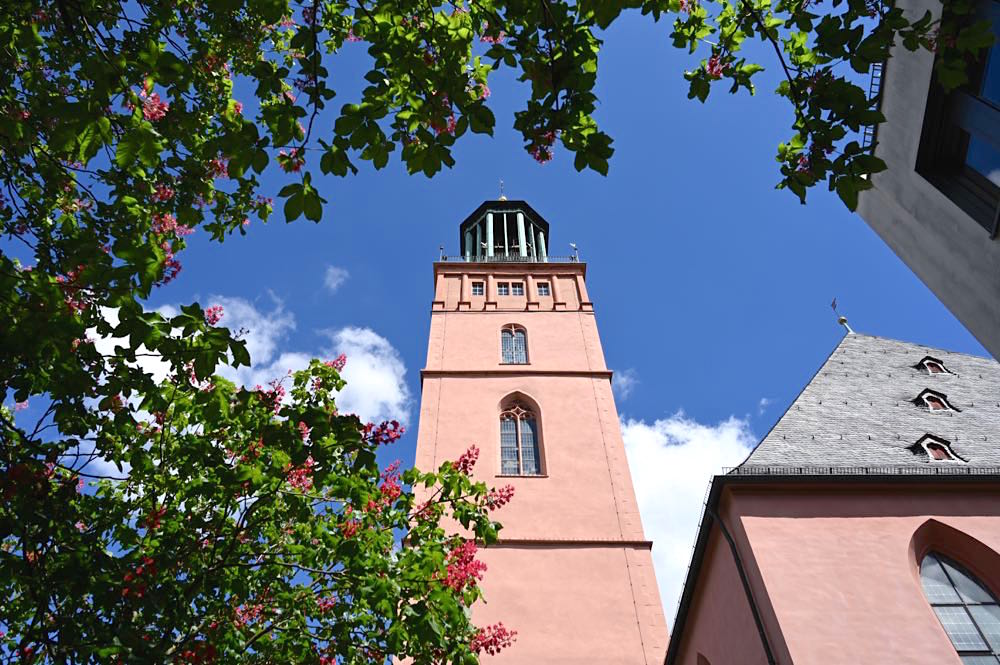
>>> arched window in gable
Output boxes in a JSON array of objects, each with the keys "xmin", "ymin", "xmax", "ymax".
[
  {"xmin": 501, "ymin": 325, "xmax": 528, "ymax": 364},
  {"xmin": 920, "ymin": 552, "xmax": 1000, "ymax": 662},
  {"xmin": 499, "ymin": 401, "xmax": 542, "ymax": 475}
]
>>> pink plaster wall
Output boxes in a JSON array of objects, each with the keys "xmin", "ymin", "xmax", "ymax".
[
  {"xmin": 677, "ymin": 482, "xmax": 1000, "ymax": 665},
  {"xmin": 673, "ymin": 528, "xmax": 770, "ymax": 665},
  {"xmin": 474, "ymin": 545, "xmax": 666, "ymax": 663},
  {"xmin": 413, "ymin": 261, "xmax": 667, "ymax": 663}
]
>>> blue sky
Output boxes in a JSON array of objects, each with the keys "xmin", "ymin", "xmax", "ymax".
[{"xmin": 140, "ymin": 10, "xmax": 988, "ymax": 622}]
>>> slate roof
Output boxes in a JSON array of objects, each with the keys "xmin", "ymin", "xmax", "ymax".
[{"xmin": 738, "ymin": 332, "xmax": 1000, "ymax": 473}]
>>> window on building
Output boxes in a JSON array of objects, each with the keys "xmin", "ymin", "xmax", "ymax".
[
  {"xmin": 511, "ymin": 282, "xmax": 524, "ymax": 296},
  {"xmin": 497, "ymin": 282, "xmax": 510, "ymax": 296},
  {"xmin": 912, "ymin": 434, "xmax": 965, "ymax": 462},
  {"xmin": 920, "ymin": 552, "xmax": 1000, "ymax": 662},
  {"xmin": 915, "ymin": 389, "xmax": 960, "ymax": 412},
  {"xmin": 471, "ymin": 281, "xmax": 484, "ymax": 296},
  {"xmin": 915, "ymin": 0, "xmax": 1000, "ymax": 234},
  {"xmin": 537, "ymin": 282, "xmax": 551, "ymax": 296},
  {"xmin": 917, "ymin": 356, "xmax": 951, "ymax": 375},
  {"xmin": 499, "ymin": 402, "xmax": 542, "ymax": 475},
  {"xmin": 501, "ymin": 325, "xmax": 527, "ymax": 364}
]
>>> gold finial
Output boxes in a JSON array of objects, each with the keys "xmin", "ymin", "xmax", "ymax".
[{"xmin": 498, "ymin": 179, "xmax": 507, "ymax": 201}]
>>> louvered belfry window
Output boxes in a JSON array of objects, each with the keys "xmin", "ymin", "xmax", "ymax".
[
  {"xmin": 920, "ymin": 552, "xmax": 1000, "ymax": 663},
  {"xmin": 499, "ymin": 404, "xmax": 541, "ymax": 475},
  {"xmin": 501, "ymin": 326, "xmax": 527, "ymax": 364}
]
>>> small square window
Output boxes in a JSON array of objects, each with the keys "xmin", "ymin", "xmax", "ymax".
[
  {"xmin": 471, "ymin": 281, "xmax": 484, "ymax": 296},
  {"xmin": 511, "ymin": 282, "xmax": 524, "ymax": 296},
  {"xmin": 537, "ymin": 282, "xmax": 550, "ymax": 296},
  {"xmin": 497, "ymin": 282, "xmax": 510, "ymax": 296}
]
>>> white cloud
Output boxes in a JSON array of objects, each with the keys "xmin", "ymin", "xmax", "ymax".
[
  {"xmin": 208, "ymin": 297, "xmax": 410, "ymax": 424},
  {"xmin": 622, "ymin": 412, "xmax": 756, "ymax": 625},
  {"xmin": 323, "ymin": 266, "xmax": 350, "ymax": 294},
  {"xmin": 324, "ymin": 327, "xmax": 410, "ymax": 424},
  {"xmin": 612, "ymin": 368, "xmax": 639, "ymax": 401},
  {"xmin": 757, "ymin": 397, "xmax": 772, "ymax": 415}
]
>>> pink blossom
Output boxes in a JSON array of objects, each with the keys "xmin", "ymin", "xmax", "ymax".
[
  {"xmin": 471, "ymin": 622, "xmax": 518, "ymax": 655},
  {"xmin": 234, "ymin": 602, "xmax": 265, "ymax": 628},
  {"xmin": 480, "ymin": 23, "xmax": 506, "ymax": 43},
  {"xmin": 255, "ymin": 380, "xmax": 286, "ymax": 414},
  {"xmin": 531, "ymin": 131, "xmax": 557, "ymax": 164},
  {"xmin": 75, "ymin": 521, "xmax": 86, "ymax": 532},
  {"xmin": 379, "ymin": 461, "xmax": 402, "ymax": 505},
  {"xmin": 705, "ymin": 53, "xmax": 728, "ymax": 78},
  {"xmin": 152, "ymin": 212, "xmax": 192, "ymax": 237},
  {"xmin": 316, "ymin": 595, "xmax": 337, "ymax": 613},
  {"xmin": 340, "ymin": 519, "xmax": 360, "ymax": 539},
  {"xmin": 286, "ymin": 455, "xmax": 315, "ymax": 492},
  {"xmin": 14, "ymin": 400, "xmax": 28, "ymax": 412},
  {"xmin": 233, "ymin": 101, "xmax": 243, "ymax": 115},
  {"xmin": 152, "ymin": 183, "xmax": 175, "ymax": 202},
  {"xmin": 142, "ymin": 92, "xmax": 169, "ymax": 121},
  {"xmin": 324, "ymin": 353, "xmax": 347, "ymax": 371},
  {"xmin": 278, "ymin": 147, "xmax": 305, "ymax": 172},
  {"xmin": 346, "ymin": 28, "xmax": 362, "ymax": 42},
  {"xmin": 204, "ymin": 305, "xmax": 224, "ymax": 325},
  {"xmin": 440, "ymin": 540, "xmax": 487, "ymax": 592},
  {"xmin": 486, "ymin": 484, "xmax": 515, "ymax": 511},
  {"xmin": 157, "ymin": 242, "xmax": 182, "ymax": 285},
  {"xmin": 453, "ymin": 444, "xmax": 479, "ymax": 474},
  {"xmin": 362, "ymin": 420, "xmax": 404, "ymax": 445},
  {"xmin": 207, "ymin": 157, "xmax": 229, "ymax": 178},
  {"xmin": 297, "ymin": 420, "xmax": 311, "ymax": 442}
]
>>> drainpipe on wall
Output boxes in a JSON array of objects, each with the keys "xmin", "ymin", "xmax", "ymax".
[{"xmin": 704, "ymin": 506, "xmax": 777, "ymax": 665}]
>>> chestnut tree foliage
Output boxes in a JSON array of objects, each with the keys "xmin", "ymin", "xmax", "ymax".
[{"xmin": 0, "ymin": 0, "xmax": 993, "ymax": 661}]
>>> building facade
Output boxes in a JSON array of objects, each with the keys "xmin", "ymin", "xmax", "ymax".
[
  {"xmin": 856, "ymin": 0, "xmax": 1000, "ymax": 357},
  {"xmin": 413, "ymin": 200, "xmax": 668, "ymax": 663},
  {"xmin": 666, "ymin": 332, "xmax": 1000, "ymax": 664}
]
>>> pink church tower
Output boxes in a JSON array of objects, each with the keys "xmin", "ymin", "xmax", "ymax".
[{"xmin": 414, "ymin": 200, "xmax": 668, "ymax": 663}]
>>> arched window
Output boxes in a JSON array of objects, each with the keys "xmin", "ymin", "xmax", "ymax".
[
  {"xmin": 501, "ymin": 325, "xmax": 527, "ymax": 364},
  {"xmin": 920, "ymin": 552, "xmax": 1000, "ymax": 662},
  {"xmin": 500, "ymin": 402, "xmax": 541, "ymax": 475}
]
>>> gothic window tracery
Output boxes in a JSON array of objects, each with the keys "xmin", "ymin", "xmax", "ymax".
[
  {"xmin": 920, "ymin": 552, "xmax": 1000, "ymax": 663},
  {"xmin": 500, "ymin": 403, "xmax": 541, "ymax": 475}
]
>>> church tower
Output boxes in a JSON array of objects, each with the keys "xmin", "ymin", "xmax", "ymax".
[{"xmin": 414, "ymin": 200, "xmax": 668, "ymax": 663}]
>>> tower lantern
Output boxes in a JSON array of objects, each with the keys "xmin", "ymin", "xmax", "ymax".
[
  {"xmin": 415, "ymin": 200, "xmax": 668, "ymax": 662},
  {"xmin": 459, "ymin": 200, "xmax": 550, "ymax": 262}
]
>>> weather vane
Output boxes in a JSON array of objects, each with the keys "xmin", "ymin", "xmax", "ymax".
[
  {"xmin": 498, "ymin": 179, "xmax": 507, "ymax": 201},
  {"xmin": 831, "ymin": 297, "xmax": 854, "ymax": 334}
]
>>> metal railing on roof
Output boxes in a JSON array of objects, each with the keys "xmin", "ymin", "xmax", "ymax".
[
  {"xmin": 439, "ymin": 254, "xmax": 579, "ymax": 263},
  {"xmin": 861, "ymin": 60, "xmax": 885, "ymax": 151},
  {"xmin": 726, "ymin": 464, "xmax": 1000, "ymax": 476}
]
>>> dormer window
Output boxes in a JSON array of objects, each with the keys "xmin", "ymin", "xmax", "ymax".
[
  {"xmin": 913, "ymin": 389, "xmax": 959, "ymax": 412},
  {"xmin": 910, "ymin": 434, "xmax": 965, "ymax": 463},
  {"xmin": 916, "ymin": 356, "xmax": 950, "ymax": 375}
]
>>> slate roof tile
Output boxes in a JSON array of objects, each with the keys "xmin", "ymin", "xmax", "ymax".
[{"xmin": 739, "ymin": 333, "xmax": 1000, "ymax": 472}]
